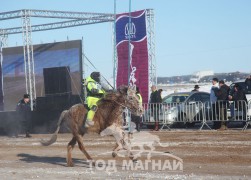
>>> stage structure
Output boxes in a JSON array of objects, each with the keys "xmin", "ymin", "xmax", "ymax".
[
  {"xmin": 2, "ymin": 40, "xmax": 82, "ymax": 111},
  {"xmin": 0, "ymin": 9, "xmax": 114, "ymax": 110},
  {"xmin": 0, "ymin": 9, "xmax": 156, "ymax": 110}
]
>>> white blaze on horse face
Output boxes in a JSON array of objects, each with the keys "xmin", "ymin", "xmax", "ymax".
[
  {"xmin": 127, "ymin": 87, "xmax": 136, "ymax": 96},
  {"xmin": 126, "ymin": 87, "xmax": 142, "ymax": 116},
  {"xmin": 131, "ymin": 85, "xmax": 136, "ymax": 91}
]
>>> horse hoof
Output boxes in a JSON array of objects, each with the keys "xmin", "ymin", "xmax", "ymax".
[
  {"xmin": 112, "ymin": 152, "xmax": 117, "ymax": 158},
  {"xmin": 67, "ymin": 162, "xmax": 74, "ymax": 167}
]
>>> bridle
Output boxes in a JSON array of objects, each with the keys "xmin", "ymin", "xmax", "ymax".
[
  {"xmin": 112, "ymin": 93, "xmax": 139, "ymax": 112},
  {"xmin": 113, "ymin": 99, "xmax": 133, "ymax": 111}
]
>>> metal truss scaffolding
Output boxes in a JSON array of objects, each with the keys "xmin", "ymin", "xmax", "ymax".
[
  {"xmin": 0, "ymin": 9, "xmax": 156, "ymax": 109},
  {"xmin": 21, "ymin": 10, "xmax": 36, "ymax": 109},
  {"xmin": 146, "ymin": 9, "xmax": 157, "ymax": 87},
  {"xmin": 0, "ymin": 9, "xmax": 114, "ymax": 110}
]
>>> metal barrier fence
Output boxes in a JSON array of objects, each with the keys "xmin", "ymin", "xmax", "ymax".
[
  {"xmin": 243, "ymin": 100, "xmax": 251, "ymax": 130},
  {"xmin": 142, "ymin": 100, "xmax": 250, "ymax": 131}
]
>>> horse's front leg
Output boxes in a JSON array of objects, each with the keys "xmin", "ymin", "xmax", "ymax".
[
  {"xmin": 112, "ymin": 130, "xmax": 137, "ymax": 161},
  {"xmin": 100, "ymin": 124, "xmax": 120, "ymax": 158},
  {"xmin": 111, "ymin": 143, "xmax": 119, "ymax": 158},
  {"xmin": 100, "ymin": 124, "xmax": 135, "ymax": 160},
  {"xmin": 112, "ymin": 132, "xmax": 128, "ymax": 158}
]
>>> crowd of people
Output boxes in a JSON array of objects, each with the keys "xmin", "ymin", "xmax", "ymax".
[
  {"xmin": 14, "ymin": 73, "xmax": 251, "ymax": 137},
  {"xmin": 209, "ymin": 77, "xmax": 248, "ymax": 130},
  {"xmin": 147, "ymin": 75, "xmax": 251, "ymax": 131}
]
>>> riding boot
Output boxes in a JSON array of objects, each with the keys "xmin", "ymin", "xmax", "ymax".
[
  {"xmin": 85, "ymin": 120, "xmax": 94, "ymax": 127},
  {"xmin": 154, "ymin": 122, "xmax": 159, "ymax": 131},
  {"xmin": 85, "ymin": 109, "xmax": 95, "ymax": 127}
]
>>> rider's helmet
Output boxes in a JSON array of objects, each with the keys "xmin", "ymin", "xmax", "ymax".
[{"xmin": 91, "ymin": 72, "xmax": 101, "ymax": 83}]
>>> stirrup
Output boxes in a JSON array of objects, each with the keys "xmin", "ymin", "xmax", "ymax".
[{"xmin": 85, "ymin": 120, "xmax": 94, "ymax": 127}]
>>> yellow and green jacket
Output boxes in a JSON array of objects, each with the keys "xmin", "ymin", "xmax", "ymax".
[
  {"xmin": 136, "ymin": 92, "xmax": 143, "ymax": 105},
  {"xmin": 86, "ymin": 76, "xmax": 105, "ymax": 98}
]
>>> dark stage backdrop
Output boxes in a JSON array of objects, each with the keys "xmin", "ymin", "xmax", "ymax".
[
  {"xmin": 2, "ymin": 40, "xmax": 82, "ymax": 111},
  {"xmin": 0, "ymin": 60, "xmax": 3, "ymax": 111}
]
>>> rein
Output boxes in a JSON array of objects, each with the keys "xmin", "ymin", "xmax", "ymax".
[{"xmin": 113, "ymin": 100, "xmax": 132, "ymax": 111}]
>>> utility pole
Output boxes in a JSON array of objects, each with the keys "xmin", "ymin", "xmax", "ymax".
[{"xmin": 113, "ymin": 0, "xmax": 117, "ymax": 88}]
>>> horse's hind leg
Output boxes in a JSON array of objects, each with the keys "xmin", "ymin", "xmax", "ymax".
[
  {"xmin": 75, "ymin": 134, "xmax": 92, "ymax": 161},
  {"xmin": 67, "ymin": 137, "xmax": 77, "ymax": 167}
]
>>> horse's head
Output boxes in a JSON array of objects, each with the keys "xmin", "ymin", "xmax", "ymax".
[{"xmin": 118, "ymin": 86, "xmax": 143, "ymax": 116}]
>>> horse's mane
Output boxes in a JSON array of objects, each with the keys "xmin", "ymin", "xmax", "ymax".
[
  {"xmin": 92, "ymin": 86, "xmax": 129, "ymax": 131},
  {"xmin": 97, "ymin": 86, "xmax": 128, "ymax": 105}
]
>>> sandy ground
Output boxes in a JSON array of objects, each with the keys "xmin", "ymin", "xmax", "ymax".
[{"xmin": 0, "ymin": 130, "xmax": 250, "ymax": 180}]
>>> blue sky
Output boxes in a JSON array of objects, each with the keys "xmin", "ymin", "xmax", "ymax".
[{"xmin": 1, "ymin": 0, "xmax": 251, "ymax": 78}]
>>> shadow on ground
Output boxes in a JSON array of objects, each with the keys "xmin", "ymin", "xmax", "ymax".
[{"xmin": 17, "ymin": 153, "xmax": 91, "ymax": 167}]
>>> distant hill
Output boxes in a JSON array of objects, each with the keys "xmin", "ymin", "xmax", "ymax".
[{"xmin": 157, "ymin": 71, "xmax": 250, "ymax": 84}]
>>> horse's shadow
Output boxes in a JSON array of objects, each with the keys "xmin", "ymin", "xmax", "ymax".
[{"xmin": 17, "ymin": 153, "xmax": 91, "ymax": 167}]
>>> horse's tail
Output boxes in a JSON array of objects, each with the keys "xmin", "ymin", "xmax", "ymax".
[{"xmin": 40, "ymin": 110, "xmax": 68, "ymax": 146}]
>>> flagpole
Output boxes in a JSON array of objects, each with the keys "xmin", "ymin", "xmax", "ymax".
[
  {"xmin": 128, "ymin": 0, "xmax": 132, "ymax": 133},
  {"xmin": 113, "ymin": 0, "xmax": 117, "ymax": 88},
  {"xmin": 128, "ymin": 0, "xmax": 132, "ymax": 85}
]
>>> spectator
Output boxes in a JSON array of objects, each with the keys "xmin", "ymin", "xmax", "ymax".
[
  {"xmin": 131, "ymin": 87, "xmax": 142, "ymax": 132},
  {"xmin": 150, "ymin": 85, "xmax": 158, "ymax": 103},
  {"xmin": 191, "ymin": 85, "xmax": 200, "ymax": 92},
  {"xmin": 156, "ymin": 89, "xmax": 163, "ymax": 103},
  {"xmin": 245, "ymin": 75, "xmax": 251, "ymax": 93},
  {"xmin": 150, "ymin": 85, "xmax": 159, "ymax": 131},
  {"xmin": 214, "ymin": 80, "xmax": 230, "ymax": 130},
  {"xmin": 16, "ymin": 94, "xmax": 32, "ymax": 138},
  {"xmin": 228, "ymin": 84, "xmax": 247, "ymax": 120},
  {"xmin": 210, "ymin": 77, "xmax": 219, "ymax": 129}
]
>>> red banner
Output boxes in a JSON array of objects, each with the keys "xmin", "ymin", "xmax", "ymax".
[{"xmin": 116, "ymin": 10, "xmax": 149, "ymax": 103}]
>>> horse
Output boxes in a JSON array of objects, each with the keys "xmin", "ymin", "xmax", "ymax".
[{"xmin": 40, "ymin": 86, "xmax": 143, "ymax": 167}]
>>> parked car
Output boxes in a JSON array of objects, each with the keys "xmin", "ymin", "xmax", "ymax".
[{"xmin": 143, "ymin": 91, "xmax": 211, "ymax": 127}]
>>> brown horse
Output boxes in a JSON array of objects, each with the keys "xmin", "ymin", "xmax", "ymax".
[{"xmin": 40, "ymin": 86, "xmax": 142, "ymax": 167}]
